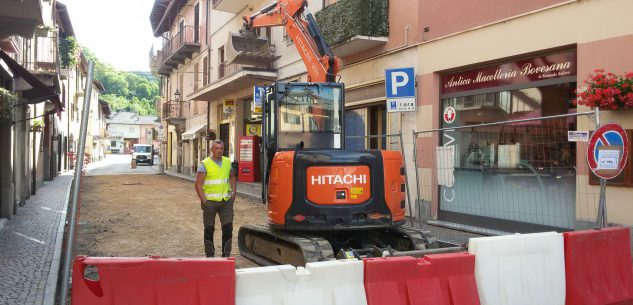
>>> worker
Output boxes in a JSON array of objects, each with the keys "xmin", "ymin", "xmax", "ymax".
[{"xmin": 194, "ymin": 140, "xmax": 237, "ymax": 257}]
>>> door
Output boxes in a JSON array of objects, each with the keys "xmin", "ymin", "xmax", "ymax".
[{"xmin": 220, "ymin": 123, "xmax": 229, "ymax": 157}]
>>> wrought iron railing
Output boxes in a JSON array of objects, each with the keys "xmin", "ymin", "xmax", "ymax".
[
  {"xmin": 162, "ymin": 102, "xmax": 183, "ymax": 119},
  {"xmin": 218, "ymin": 62, "xmax": 248, "ymax": 79},
  {"xmin": 152, "ymin": 26, "xmax": 202, "ymax": 69}
]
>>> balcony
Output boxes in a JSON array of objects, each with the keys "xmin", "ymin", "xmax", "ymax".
[
  {"xmin": 0, "ymin": 0, "xmax": 44, "ymax": 39},
  {"xmin": 315, "ymin": 0, "xmax": 389, "ymax": 58},
  {"xmin": 190, "ymin": 62, "xmax": 277, "ymax": 101},
  {"xmin": 151, "ymin": 26, "xmax": 202, "ymax": 76},
  {"xmin": 162, "ymin": 102, "xmax": 185, "ymax": 126},
  {"xmin": 212, "ymin": 0, "xmax": 248, "ymax": 13}
]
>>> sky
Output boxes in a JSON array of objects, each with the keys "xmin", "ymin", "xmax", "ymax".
[{"xmin": 61, "ymin": 0, "xmax": 159, "ymax": 72}]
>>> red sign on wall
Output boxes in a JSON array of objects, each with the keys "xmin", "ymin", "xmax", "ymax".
[{"xmin": 441, "ymin": 50, "xmax": 577, "ymax": 94}]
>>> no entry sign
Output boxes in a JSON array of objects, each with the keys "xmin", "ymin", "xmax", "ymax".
[{"xmin": 587, "ymin": 123, "xmax": 629, "ymax": 179}]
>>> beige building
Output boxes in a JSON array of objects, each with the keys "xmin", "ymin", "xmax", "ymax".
[
  {"xmin": 1, "ymin": 0, "xmax": 110, "ymax": 221},
  {"xmin": 150, "ymin": 0, "xmax": 633, "ymax": 231}
]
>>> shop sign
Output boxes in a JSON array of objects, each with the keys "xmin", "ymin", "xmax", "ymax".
[
  {"xmin": 146, "ymin": 129, "xmax": 153, "ymax": 142},
  {"xmin": 385, "ymin": 67, "xmax": 416, "ymax": 113},
  {"xmin": 587, "ymin": 123, "xmax": 628, "ymax": 179},
  {"xmin": 155, "ymin": 123, "xmax": 164, "ymax": 139},
  {"xmin": 253, "ymin": 86, "xmax": 265, "ymax": 114},
  {"xmin": 246, "ymin": 123, "xmax": 262, "ymax": 136},
  {"xmin": 223, "ymin": 99, "xmax": 235, "ymax": 114},
  {"xmin": 567, "ymin": 131, "xmax": 588, "ymax": 142},
  {"xmin": 441, "ymin": 50, "xmax": 576, "ymax": 95},
  {"xmin": 443, "ymin": 106, "xmax": 456, "ymax": 124}
]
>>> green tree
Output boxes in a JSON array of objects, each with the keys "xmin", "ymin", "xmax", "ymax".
[{"xmin": 82, "ymin": 47, "xmax": 159, "ymax": 115}]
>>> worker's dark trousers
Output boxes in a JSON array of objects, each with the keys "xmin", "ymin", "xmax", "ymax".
[{"xmin": 202, "ymin": 199, "xmax": 234, "ymax": 257}]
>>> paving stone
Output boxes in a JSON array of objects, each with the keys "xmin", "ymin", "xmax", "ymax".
[{"xmin": 0, "ymin": 174, "xmax": 72, "ymax": 305}]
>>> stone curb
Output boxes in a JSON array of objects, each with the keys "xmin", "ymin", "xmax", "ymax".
[{"xmin": 43, "ymin": 174, "xmax": 73, "ymax": 305}]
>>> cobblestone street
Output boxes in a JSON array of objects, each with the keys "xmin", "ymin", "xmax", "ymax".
[{"xmin": 0, "ymin": 174, "xmax": 72, "ymax": 305}]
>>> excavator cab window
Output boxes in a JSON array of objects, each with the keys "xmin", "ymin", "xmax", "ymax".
[{"xmin": 274, "ymin": 82, "xmax": 344, "ymax": 150}]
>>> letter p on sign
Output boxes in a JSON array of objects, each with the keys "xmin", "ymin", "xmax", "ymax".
[{"xmin": 386, "ymin": 67, "xmax": 415, "ymax": 98}]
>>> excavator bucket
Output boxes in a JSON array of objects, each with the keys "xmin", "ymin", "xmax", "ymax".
[{"xmin": 225, "ymin": 31, "xmax": 279, "ymax": 66}]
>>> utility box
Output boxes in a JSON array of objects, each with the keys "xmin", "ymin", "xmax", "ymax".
[{"xmin": 238, "ymin": 136, "xmax": 261, "ymax": 182}]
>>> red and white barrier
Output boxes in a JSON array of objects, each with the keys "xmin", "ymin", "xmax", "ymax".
[
  {"xmin": 71, "ymin": 256, "xmax": 235, "ymax": 305},
  {"xmin": 70, "ymin": 227, "xmax": 633, "ymax": 305},
  {"xmin": 235, "ymin": 259, "xmax": 366, "ymax": 305},
  {"xmin": 468, "ymin": 232, "xmax": 566, "ymax": 305},
  {"xmin": 564, "ymin": 227, "xmax": 633, "ymax": 305},
  {"xmin": 364, "ymin": 253, "xmax": 480, "ymax": 305}
]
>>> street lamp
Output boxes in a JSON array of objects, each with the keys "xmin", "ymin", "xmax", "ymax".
[{"xmin": 174, "ymin": 89, "xmax": 181, "ymax": 102}]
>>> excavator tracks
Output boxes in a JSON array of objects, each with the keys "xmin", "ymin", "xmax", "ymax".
[
  {"xmin": 238, "ymin": 223, "xmax": 438, "ymax": 266},
  {"xmin": 238, "ymin": 224, "xmax": 335, "ymax": 267}
]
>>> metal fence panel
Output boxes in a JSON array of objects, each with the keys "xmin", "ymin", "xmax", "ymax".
[{"xmin": 413, "ymin": 110, "xmax": 602, "ymax": 233}]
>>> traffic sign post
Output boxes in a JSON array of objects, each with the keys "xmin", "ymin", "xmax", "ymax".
[
  {"xmin": 586, "ymin": 123, "xmax": 629, "ymax": 228},
  {"xmin": 385, "ymin": 67, "xmax": 416, "ymax": 113}
]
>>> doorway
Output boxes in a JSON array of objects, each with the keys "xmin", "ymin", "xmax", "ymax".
[{"xmin": 219, "ymin": 123, "xmax": 229, "ymax": 157}]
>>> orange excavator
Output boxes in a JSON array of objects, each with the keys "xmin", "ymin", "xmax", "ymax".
[{"xmin": 230, "ymin": 0, "xmax": 437, "ymax": 266}]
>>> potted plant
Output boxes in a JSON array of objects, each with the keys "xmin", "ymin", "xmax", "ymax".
[
  {"xmin": 32, "ymin": 118, "xmax": 44, "ymax": 132},
  {"xmin": 207, "ymin": 128, "xmax": 217, "ymax": 140},
  {"xmin": 0, "ymin": 88, "xmax": 15, "ymax": 123},
  {"xmin": 575, "ymin": 70, "xmax": 633, "ymax": 110}
]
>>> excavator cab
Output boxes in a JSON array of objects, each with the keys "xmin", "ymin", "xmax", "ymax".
[{"xmin": 261, "ymin": 82, "xmax": 345, "ymax": 202}]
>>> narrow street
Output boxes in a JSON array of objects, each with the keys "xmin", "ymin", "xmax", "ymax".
[{"xmin": 75, "ymin": 154, "xmax": 263, "ymax": 268}]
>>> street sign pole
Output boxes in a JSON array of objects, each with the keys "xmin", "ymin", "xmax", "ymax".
[
  {"xmin": 598, "ymin": 177, "xmax": 607, "ymax": 228},
  {"xmin": 586, "ymin": 120, "xmax": 628, "ymax": 229}
]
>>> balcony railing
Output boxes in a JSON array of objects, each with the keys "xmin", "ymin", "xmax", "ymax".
[
  {"xmin": 150, "ymin": 26, "xmax": 202, "ymax": 75},
  {"xmin": 217, "ymin": 62, "xmax": 250, "ymax": 79},
  {"xmin": 23, "ymin": 35, "xmax": 59, "ymax": 72},
  {"xmin": 162, "ymin": 102, "xmax": 183, "ymax": 120}
]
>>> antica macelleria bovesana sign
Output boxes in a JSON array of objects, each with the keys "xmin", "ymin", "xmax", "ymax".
[{"xmin": 441, "ymin": 50, "xmax": 577, "ymax": 94}]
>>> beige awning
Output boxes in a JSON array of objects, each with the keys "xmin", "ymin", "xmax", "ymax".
[{"xmin": 181, "ymin": 124, "xmax": 206, "ymax": 140}]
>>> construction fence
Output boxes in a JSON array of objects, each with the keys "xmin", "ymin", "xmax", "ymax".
[{"xmin": 345, "ymin": 109, "xmax": 631, "ymax": 234}]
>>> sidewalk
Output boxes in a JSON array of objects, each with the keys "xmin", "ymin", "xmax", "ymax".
[
  {"xmin": 163, "ymin": 169, "xmax": 263, "ymax": 200},
  {"xmin": 0, "ymin": 173, "xmax": 73, "ymax": 305}
]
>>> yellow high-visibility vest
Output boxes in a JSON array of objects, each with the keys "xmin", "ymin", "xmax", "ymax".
[{"xmin": 202, "ymin": 156, "xmax": 231, "ymax": 201}]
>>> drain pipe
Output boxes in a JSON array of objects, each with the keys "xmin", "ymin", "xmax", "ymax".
[{"xmin": 59, "ymin": 61, "xmax": 94, "ymax": 305}]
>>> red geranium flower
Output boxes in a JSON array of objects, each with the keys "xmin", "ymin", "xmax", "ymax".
[{"xmin": 576, "ymin": 71, "xmax": 633, "ymax": 110}]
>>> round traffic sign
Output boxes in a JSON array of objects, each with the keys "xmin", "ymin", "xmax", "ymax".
[{"xmin": 586, "ymin": 123, "xmax": 629, "ymax": 179}]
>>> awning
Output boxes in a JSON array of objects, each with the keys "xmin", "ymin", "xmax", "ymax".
[
  {"xmin": 0, "ymin": 50, "xmax": 63, "ymax": 115},
  {"xmin": 182, "ymin": 124, "xmax": 206, "ymax": 140}
]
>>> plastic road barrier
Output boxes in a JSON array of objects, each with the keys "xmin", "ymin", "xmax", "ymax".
[
  {"xmin": 71, "ymin": 256, "xmax": 236, "ymax": 305},
  {"xmin": 468, "ymin": 232, "xmax": 565, "ymax": 305},
  {"xmin": 235, "ymin": 259, "xmax": 367, "ymax": 305},
  {"xmin": 564, "ymin": 227, "xmax": 633, "ymax": 305},
  {"xmin": 363, "ymin": 253, "xmax": 480, "ymax": 305}
]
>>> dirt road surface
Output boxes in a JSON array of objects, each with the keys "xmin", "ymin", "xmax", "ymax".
[{"xmin": 74, "ymin": 174, "xmax": 265, "ymax": 268}]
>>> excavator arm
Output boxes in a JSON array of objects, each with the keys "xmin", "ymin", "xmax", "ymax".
[{"xmin": 242, "ymin": 0, "xmax": 339, "ymax": 83}]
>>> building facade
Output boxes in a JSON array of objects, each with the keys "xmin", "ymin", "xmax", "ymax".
[
  {"xmin": 149, "ymin": 0, "xmax": 633, "ymax": 230},
  {"xmin": 0, "ymin": 0, "xmax": 109, "ymax": 221},
  {"xmin": 106, "ymin": 111, "xmax": 158, "ymax": 154},
  {"xmin": 414, "ymin": 0, "xmax": 633, "ymax": 230}
]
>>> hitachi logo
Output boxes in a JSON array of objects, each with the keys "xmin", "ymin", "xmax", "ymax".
[{"xmin": 310, "ymin": 174, "xmax": 367, "ymax": 185}]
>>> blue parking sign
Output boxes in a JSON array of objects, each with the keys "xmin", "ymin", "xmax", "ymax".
[{"xmin": 386, "ymin": 67, "xmax": 415, "ymax": 98}]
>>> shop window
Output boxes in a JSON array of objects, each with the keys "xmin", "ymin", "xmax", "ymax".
[{"xmin": 589, "ymin": 129, "xmax": 633, "ymax": 187}]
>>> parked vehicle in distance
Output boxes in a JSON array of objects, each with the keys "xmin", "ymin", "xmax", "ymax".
[{"xmin": 132, "ymin": 144, "xmax": 154, "ymax": 166}]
